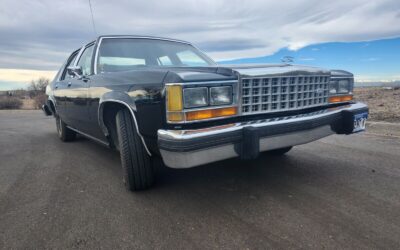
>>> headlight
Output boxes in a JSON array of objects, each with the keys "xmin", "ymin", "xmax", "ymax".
[
  {"xmin": 329, "ymin": 82, "xmax": 338, "ymax": 94},
  {"xmin": 328, "ymin": 78, "xmax": 354, "ymax": 103},
  {"xmin": 183, "ymin": 87, "xmax": 208, "ymax": 108},
  {"xmin": 338, "ymin": 79, "xmax": 350, "ymax": 93},
  {"xmin": 210, "ymin": 86, "xmax": 232, "ymax": 106},
  {"xmin": 329, "ymin": 79, "xmax": 352, "ymax": 95}
]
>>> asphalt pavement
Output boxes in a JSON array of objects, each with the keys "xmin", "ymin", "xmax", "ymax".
[{"xmin": 1, "ymin": 110, "xmax": 399, "ymax": 249}]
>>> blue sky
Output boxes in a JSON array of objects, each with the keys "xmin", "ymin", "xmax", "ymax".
[{"xmin": 221, "ymin": 37, "xmax": 400, "ymax": 82}]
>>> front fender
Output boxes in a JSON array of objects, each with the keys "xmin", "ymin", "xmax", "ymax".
[{"xmin": 98, "ymin": 91, "xmax": 152, "ymax": 156}]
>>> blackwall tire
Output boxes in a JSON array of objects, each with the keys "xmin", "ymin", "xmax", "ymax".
[
  {"xmin": 55, "ymin": 116, "xmax": 76, "ymax": 142},
  {"xmin": 116, "ymin": 109, "xmax": 155, "ymax": 191}
]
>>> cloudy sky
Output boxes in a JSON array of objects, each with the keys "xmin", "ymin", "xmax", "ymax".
[{"xmin": 1, "ymin": 0, "xmax": 400, "ymax": 89}]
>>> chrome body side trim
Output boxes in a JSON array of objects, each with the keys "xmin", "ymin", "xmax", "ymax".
[
  {"xmin": 66, "ymin": 126, "xmax": 109, "ymax": 147},
  {"xmin": 98, "ymin": 99, "xmax": 152, "ymax": 156},
  {"xmin": 158, "ymin": 102, "xmax": 368, "ymax": 168}
]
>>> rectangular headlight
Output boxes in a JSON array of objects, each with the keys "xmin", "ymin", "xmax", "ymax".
[
  {"xmin": 210, "ymin": 86, "xmax": 233, "ymax": 106},
  {"xmin": 338, "ymin": 79, "xmax": 350, "ymax": 93},
  {"xmin": 329, "ymin": 78, "xmax": 353, "ymax": 95},
  {"xmin": 183, "ymin": 87, "xmax": 208, "ymax": 108},
  {"xmin": 329, "ymin": 81, "xmax": 338, "ymax": 94}
]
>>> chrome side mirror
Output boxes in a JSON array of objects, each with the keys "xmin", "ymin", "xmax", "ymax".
[{"xmin": 67, "ymin": 66, "xmax": 83, "ymax": 79}]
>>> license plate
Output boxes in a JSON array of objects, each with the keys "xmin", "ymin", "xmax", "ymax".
[{"xmin": 353, "ymin": 112, "xmax": 368, "ymax": 133}]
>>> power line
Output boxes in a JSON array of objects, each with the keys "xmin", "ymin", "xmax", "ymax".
[{"xmin": 88, "ymin": 0, "xmax": 97, "ymax": 36}]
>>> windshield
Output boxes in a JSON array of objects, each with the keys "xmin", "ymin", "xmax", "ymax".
[{"xmin": 97, "ymin": 38, "xmax": 215, "ymax": 73}]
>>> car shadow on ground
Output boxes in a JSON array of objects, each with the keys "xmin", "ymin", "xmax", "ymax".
[{"xmin": 62, "ymin": 131, "xmax": 333, "ymax": 198}]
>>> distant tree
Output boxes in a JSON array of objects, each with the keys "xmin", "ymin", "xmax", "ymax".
[{"xmin": 28, "ymin": 77, "xmax": 50, "ymax": 98}]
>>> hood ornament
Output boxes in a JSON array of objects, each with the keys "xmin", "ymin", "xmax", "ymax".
[{"xmin": 281, "ymin": 56, "xmax": 294, "ymax": 64}]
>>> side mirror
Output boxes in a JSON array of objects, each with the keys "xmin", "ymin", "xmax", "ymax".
[{"xmin": 67, "ymin": 66, "xmax": 83, "ymax": 79}]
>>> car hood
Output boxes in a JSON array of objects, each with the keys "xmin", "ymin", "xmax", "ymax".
[
  {"xmin": 97, "ymin": 64, "xmax": 331, "ymax": 86},
  {"xmin": 163, "ymin": 64, "xmax": 331, "ymax": 83}
]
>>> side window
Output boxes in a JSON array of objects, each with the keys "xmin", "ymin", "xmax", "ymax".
[
  {"xmin": 176, "ymin": 50, "xmax": 209, "ymax": 66},
  {"xmin": 61, "ymin": 53, "xmax": 78, "ymax": 80},
  {"xmin": 158, "ymin": 56, "xmax": 173, "ymax": 66},
  {"xmin": 77, "ymin": 45, "xmax": 94, "ymax": 76}
]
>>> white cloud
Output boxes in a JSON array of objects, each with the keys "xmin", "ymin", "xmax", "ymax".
[
  {"xmin": 0, "ymin": 69, "xmax": 56, "ymax": 83},
  {"xmin": 0, "ymin": 0, "xmax": 399, "ymax": 69}
]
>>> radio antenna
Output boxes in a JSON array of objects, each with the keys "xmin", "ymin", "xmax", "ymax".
[{"xmin": 88, "ymin": 0, "xmax": 97, "ymax": 36}]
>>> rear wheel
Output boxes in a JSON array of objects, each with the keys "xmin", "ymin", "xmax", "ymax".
[
  {"xmin": 55, "ymin": 116, "xmax": 76, "ymax": 142},
  {"xmin": 116, "ymin": 109, "xmax": 155, "ymax": 191},
  {"xmin": 265, "ymin": 146, "xmax": 292, "ymax": 156}
]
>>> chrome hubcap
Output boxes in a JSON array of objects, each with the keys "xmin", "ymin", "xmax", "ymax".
[{"xmin": 57, "ymin": 118, "xmax": 62, "ymax": 136}]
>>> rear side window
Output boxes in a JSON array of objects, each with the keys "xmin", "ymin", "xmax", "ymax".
[
  {"xmin": 77, "ymin": 45, "xmax": 94, "ymax": 76},
  {"xmin": 60, "ymin": 53, "xmax": 78, "ymax": 80}
]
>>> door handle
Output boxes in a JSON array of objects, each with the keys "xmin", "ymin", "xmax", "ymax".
[
  {"xmin": 55, "ymin": 84, "xmax": 59, "ymax": 89},
  {"xmin": 67, "ymin": 82, "xmax": 72, "ymax": 87}
]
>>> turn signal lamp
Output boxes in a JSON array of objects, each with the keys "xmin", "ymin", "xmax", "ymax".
[
  {"xmin": 328, "ymin": 95, "xmax": 353, "ymax": 103},
  {"xmin": 166, "ymin": 85, "xmax": 183, "ymax": 111},
  {"xmin": 186, "ymin": 107, "xmax": 237, "ymax": 121}
]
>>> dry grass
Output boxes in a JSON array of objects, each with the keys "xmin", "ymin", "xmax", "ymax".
[
  {"xmin": 354, "ymin": 87, "xmax": 400, "ymax": 123},
  {"xmin": 0, "ymin": 96, "xmax": 23, "ymax": 109},
  {"xmin": 21, "ymin": 99, "xmax": 36, "ymax": 110}
]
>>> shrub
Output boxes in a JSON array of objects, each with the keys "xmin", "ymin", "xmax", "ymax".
[
  {"xmin": 0, "ymin": 96, "xmax": 23, "ymax": 109},
  {"xmin": 33, "ymin": 94, "xmax": 47, "ymax": 109}
]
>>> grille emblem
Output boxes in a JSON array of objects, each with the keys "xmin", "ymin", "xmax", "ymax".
[{"xmin": 315, "ymin": 88, "xmax": 324, "ymax": 94}]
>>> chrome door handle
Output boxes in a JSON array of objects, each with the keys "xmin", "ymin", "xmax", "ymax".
[{"xmin": 67, "ymin": 82, "xmax": 72, "ymax": 87}]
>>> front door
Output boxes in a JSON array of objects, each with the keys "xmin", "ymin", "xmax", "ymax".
[
  {"xmin": 66, "ymin": 44, "xmax": 95, "ymax": 132},
  {"xmin": 53, "ymin": 51, "xmax": 78, "ymax": 125}
]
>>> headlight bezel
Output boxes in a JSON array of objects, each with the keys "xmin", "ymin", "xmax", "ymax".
[
  {"xmin": 329, "ymin": 77, "xmax": 354, "ymax": 95},
  {"xmin": 165, "ymin": 81, "xmax": 238, "ymax": 123},
  {"xmin": 328, "ymin": 76, "xmax": 354, "ymax": 103}
]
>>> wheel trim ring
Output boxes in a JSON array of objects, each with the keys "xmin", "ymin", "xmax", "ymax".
[{"xmin": 57, "ymin": 118, "xmax": 62, "ymax": 137}]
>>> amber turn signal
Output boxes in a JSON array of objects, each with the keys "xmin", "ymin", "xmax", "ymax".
[
  {"xmin": 186, "ymin": 107, "xmax": 237, "ymax": 121},
  {"xmin": 167, "ymin": 112, "xmax": 184, "ymax": 122},
  {"xmin": 166, "ymin": 85, "xmax": 183, "ymax": 111},
  {"xmin": 328, "ymin": 95, "xmax": 353, "ymax": 103}
]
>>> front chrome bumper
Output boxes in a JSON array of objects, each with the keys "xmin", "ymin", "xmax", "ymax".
[{"xmin": 158, "ymin": 102, "xmax": 368, "ymax": 168}]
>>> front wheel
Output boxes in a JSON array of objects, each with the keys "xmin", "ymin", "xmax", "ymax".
[
  {"xmin": 55, "ymin": 116, "xmax": 76, "ymax": 142},
  {"xmin": 116, "ymin": 109, "xmax": 155, "ymax": 191}
]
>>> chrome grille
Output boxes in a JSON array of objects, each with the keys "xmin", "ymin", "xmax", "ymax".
[{"xmin": 241, "ymin": 76, "xmax": 330, "ymax": 115}]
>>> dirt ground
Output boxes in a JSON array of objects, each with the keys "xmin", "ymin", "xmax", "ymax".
[{"xmin": 353, "ymin": 87, "xmax": 400, "ymax": 123}]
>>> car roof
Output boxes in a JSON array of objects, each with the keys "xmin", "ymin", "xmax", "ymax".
[{"xmin": 97, "ymin": 35, "xmax": 191, "ymax": 45}]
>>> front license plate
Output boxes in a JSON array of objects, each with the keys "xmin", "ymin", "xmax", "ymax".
[{"xmin": 353, "ymin": 112, "xmax": 368, "ymax": 133}]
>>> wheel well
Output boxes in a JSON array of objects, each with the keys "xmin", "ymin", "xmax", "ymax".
[
  {"xmin": 48, "ymin": 100, "xmax": 56, "ymax": 115},
  {"xmin": 102, "ymin": 102, "xmax": 127, "ymax": 150}
]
